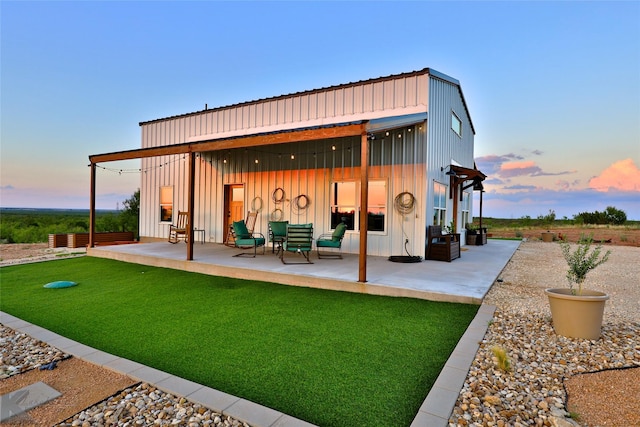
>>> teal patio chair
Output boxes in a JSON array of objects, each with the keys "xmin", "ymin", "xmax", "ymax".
[
  {"xmin": 280, "ymin": 223, "xmax": 313, "ymax": 264},
  {"xmin": 232, "ymin": 219, "xmax": 266, "ymax": 257},
  {"xmin": 316, "ymin": 222, "xmax": 347, "ymax": 259},
  {"xmin": 268, "ymin": 220, "xmax": 288, "ymax": 254}
]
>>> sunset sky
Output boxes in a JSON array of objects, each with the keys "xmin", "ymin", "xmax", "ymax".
[{"xmin": 1, "ymin": 1, "xmax": 639, "ymax": 219}]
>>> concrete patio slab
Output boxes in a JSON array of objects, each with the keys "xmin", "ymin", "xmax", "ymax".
[{"xmin": 88, "ymin": 239, "xmax": 520, "ymax": 304}]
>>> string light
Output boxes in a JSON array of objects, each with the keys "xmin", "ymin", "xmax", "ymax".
[{"xmin": 94, "ymin": 126, "xmax": 419, "ymax": 175}]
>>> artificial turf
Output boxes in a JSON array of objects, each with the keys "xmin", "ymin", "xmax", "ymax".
[{"xmin": 0, "ymin": 257, "xmax": 478, "ymax": 427}]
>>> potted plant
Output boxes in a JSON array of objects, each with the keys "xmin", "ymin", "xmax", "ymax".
[
  {"xmin": 544, "ymin": 236, "xmax": 611, "ymax": 339},
  {"xmin": 541, "ymin": 230, "xmax": 555, "ymax": 242},
  {"xmin": 465, "ymin": 223, "xmax": 478, "ymax": 245}
]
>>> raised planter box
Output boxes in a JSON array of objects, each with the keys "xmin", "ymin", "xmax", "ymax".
[
  {"xmin": 48, "ymin": 234, "xmax": 68, "ymax": 248},
  {"xmin": 466, "ymin": 228, "xmax": 488, "ymax": 246},
  {"xmin": 60, "ymin": 232, "xmax": 136, "ymax": 248}
]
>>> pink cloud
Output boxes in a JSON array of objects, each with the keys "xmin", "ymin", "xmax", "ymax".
[{"xmin": 589, "ymin": 158, "xmax": 640, "ymax": 192}]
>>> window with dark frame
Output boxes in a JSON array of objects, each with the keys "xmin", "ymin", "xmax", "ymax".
[
  {"xmin": 451, "ymin": 111, "xmax": 462, "ymax": 137},
  {"xmin": 330, "ymin": 180, "xmax": 387, "ymax": 232},
  {"xmin": 433, "ymin": 182, "xmax": 447, "ymax": 226},
  {"xmin": 160, "ymin": 186, "xmax": 173, "ymax": 223}
]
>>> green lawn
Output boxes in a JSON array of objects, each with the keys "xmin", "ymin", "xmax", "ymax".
[{"xmin": 0, "ymin": 257, "xmax": 478, "ymax": 427}]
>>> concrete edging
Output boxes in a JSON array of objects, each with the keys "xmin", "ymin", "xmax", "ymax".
[{"xmin": 410, "ymin": 304, "xmax": 496, "ymax": 426}]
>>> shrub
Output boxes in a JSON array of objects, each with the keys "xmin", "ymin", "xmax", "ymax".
[
  {"xmin": 560, "ymin": 235, "xmax": 611, "ymax": 295},
  {"xmin": 574, "ymin": 206, "xmax": 627, "ymax": 225}
]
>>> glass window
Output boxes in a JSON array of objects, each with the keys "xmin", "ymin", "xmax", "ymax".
[
  {"xmin": 451, "ymin": 112, "xmax": 462, "ymax": 137},
  {"xmin": 367, "ymin": 180, "xmax": 386, "ymax": 232},
  {"xmin": 331, "ymin": 181, "xmax": 357, "ymax": 230},
  {"xmin": 160, "ymin": 186, "xmax": 173, "ymax": 223},
  {"xmin": 433, "ymin": 182, "xmax": 447, "ymax": 226},
  {"xmin": 461, "ymin": 192, "xmax": 471, "ymax": 228},
  {"xmin": 330, "ymin": 180, "xmax": 387, "ymax": 232}
]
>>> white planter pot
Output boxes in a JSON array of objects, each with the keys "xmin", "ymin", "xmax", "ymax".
[{"xmin": 544, "ymin": 288, "xmax": 609, "ymax": 340}]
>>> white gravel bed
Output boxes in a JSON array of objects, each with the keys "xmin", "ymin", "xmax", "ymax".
[
  {"xmin": 55, "ymin": 383, "xmax": 251, "ymax": 427},
  {"xmin": 0, "ymin": 326, "xmax": 69, "ymax": 378},
  {"xmin": 449, "ymin": 240, "xmax": 640, "ymax": 426}
]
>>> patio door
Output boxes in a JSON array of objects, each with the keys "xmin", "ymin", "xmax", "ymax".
[{"xmin": 224, "ymin": 184, "xmax": 244, "ymax": 243}]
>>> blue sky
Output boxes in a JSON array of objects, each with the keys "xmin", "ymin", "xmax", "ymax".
[{"xmin": 1, "ymin": 1, "xmax": 639, "ymax": 219}]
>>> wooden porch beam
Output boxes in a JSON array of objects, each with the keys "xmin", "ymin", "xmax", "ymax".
[{"xmin": 89, "ymin": 123, "xmax": 366, "ymax": 163}]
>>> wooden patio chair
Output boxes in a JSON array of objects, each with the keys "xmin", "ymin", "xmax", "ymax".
[
  {"xmin": 316, "ymin": 222, "xmax": 347, "ymax": 259},
  {"xmin": 168, "ymin": 211, "xmax": 189, "ymax": 243},
  {"xmin": 268, "ymin": 220, "xmax": 288, "ymax": 254},
  {"xmin": 231, "ymin": 219, "xmax": 265, "ymax": 257},
  {"xmin": 280, "ymin": 223, "xmax": 314, "ymax": 264},
  {"xmin": 426, "ymin": 225, "xmax": 460, "ymax": 262}
]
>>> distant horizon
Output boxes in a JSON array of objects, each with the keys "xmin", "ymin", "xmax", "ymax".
[
  {"xmin": 0, "ymin": 206, "xmax": 121, "ymax": 212},
  {"xmin": 1, "ymin": 205, "xmax": 638, "ymax": 222}
]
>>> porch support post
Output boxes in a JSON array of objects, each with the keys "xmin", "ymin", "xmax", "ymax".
[
  {"xmin": 186, "ymin": 152, "xmax": 195, "ymax": 261},
  {"xmin": 89, "ymin": 162, "xmax": 96, "ymax": 248},
  {"xmin": 478, "ymin": 190, "xmax": 484, "ymax": 245},
  {"xmin": 452, "ymin": 179, "xmax": 459, "ymax": 231},
  {"xmin": 358, "ymin": 132, "xmax": 369, "ymax": 283}
]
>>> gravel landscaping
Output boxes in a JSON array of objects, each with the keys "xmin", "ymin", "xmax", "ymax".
[{"xmin": 449, "ymin": 240, "xmax": 640, "ymax": 426}]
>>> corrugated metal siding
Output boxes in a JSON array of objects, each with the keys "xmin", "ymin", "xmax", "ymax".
[
  {"xmin": 140, "ymin": 125, "xmax": 427, "ymax": 257},
  {"xmin": 152, "ymin": 73, "xmax": 431, "ymax": 144},
  {"xmin": 138, "ymin": 69, "xmax": 475, "ymax": 255},
  {"xmin": 425, "ymin": 76, "xmax": 476, "ymax": 232}
]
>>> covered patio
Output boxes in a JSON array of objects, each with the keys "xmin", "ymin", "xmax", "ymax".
[{"xmin": 87, "ymin": 239, "xmax": 520, "ymax": 304}]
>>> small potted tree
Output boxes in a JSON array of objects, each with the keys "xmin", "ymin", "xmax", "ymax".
[{"xmin": 544, "ymin": 235, "xmax": 611, "ymax": 339}]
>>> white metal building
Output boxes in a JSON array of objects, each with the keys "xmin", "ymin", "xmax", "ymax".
[{"xmin": 89, "ymin": 67, "xmax": 486, "ymax": 281}]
